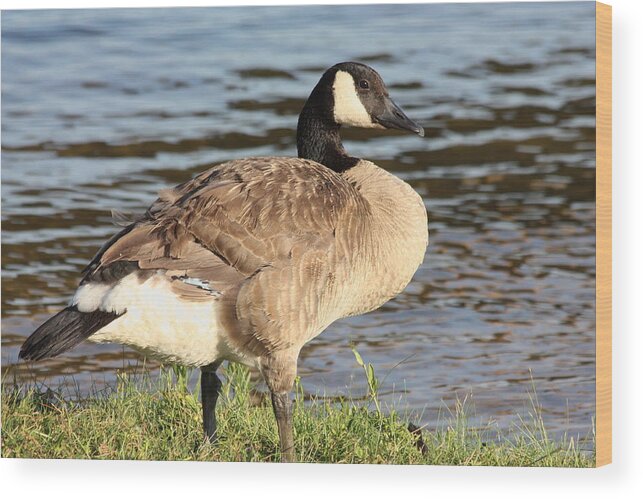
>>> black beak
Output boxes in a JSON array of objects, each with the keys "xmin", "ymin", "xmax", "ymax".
[{"xmin": 374, "ymin": 96, "xmax": 424, "ymax": 137}]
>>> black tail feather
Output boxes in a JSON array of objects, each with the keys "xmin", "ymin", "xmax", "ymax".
[{"xmin": 19, "ymin": 306, "xmax": 121, "ymax": 361}]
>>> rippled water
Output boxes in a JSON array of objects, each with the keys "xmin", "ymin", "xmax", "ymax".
[{"xmin": 1, "ymin": 3, "xmax": 596, "ymax": 438}]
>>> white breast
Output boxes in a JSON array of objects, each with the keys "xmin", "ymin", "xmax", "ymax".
[{"xmin": 72, "ymin": 273, "xmax": 255, "ymax": 368}]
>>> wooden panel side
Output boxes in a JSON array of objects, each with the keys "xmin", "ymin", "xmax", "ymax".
[{"xmin": 595, "ymin": 1, "xmax": 612, "ymax": 468}]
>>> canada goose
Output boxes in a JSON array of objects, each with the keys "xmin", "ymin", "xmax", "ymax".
[{"xmin": 20, "ymin": 61, "xmax": 428, "ymax": 462}]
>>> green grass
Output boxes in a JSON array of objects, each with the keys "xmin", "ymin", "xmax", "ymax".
[{"xmin": 1, "ymin": 358, "xmax": 595, "ymax": 466}]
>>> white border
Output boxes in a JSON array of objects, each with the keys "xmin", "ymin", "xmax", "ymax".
[
  {"xmin": 2, "ymin": 0, "xmax": 642, "ymax": 497},
  {"xmin": 0, "ymin": 0, "xmax": 599, "ymax": 9}
]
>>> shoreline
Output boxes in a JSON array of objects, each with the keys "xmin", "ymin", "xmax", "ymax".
[{"xmin": 1, "ymin": 363, "xmax": 595, "ymax": 466}]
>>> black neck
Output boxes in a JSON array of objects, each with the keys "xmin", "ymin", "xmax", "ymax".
[{"xmin": 296, "ymin": 75, "xmax": 359, "ymax": 173}]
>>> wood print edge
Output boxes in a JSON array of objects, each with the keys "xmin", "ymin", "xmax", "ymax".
[{"xmin": 595, "ymin": 0, "xmax": 612, "ymax": 468}]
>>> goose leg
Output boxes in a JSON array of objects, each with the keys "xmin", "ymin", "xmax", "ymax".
[
  {"xmin": 201, "ymin": 368, "xmax": 222, "ymax": 443},
  {"xmin": 261, "ymin": 351, "xmax": 298, "ymax": 462},
  {"xmin": 271, "ymin": 391, "xmax": 295, "ymax": 463}
]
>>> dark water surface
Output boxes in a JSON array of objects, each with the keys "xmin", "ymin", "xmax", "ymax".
[{"xmin": 1, "ymin": 3, "xmax": 596, "ymax": 439}]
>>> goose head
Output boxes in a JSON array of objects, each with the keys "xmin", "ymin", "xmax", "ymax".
[
  {"xmin": 328, "ymin": 61, "xmax": 424, "ymax": 136},
  {"xmin": 297, "ymin": 62, "xmax": 424, "ymax": 171},
  {"xmin": 299, "ymin": 62, "xmax": 423, "ymax": 136}
]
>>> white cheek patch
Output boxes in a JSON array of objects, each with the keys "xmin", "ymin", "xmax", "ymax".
[{"xmin": 332, "ymin": 70, "xmax": 379, "ymax": 128}]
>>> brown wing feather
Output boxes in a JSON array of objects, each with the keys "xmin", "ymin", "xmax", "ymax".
[{"xmin": 82, "ymin": 157, "xmax": 364, "ymax": 351}]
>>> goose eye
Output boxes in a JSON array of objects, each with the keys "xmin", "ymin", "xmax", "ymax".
[{"xmin": 359, "ymin": 80, "xmax": 370, "ymax": 90}]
